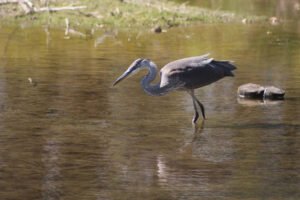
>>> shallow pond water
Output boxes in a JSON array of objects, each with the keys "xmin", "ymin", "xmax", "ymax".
[
  {"xmin": 177, "ymin": 0, "xmax": 300, "ymax": 20},
  {"xmin": 0, "ymin": 22, "xmax": 299, "ymax": 200}
]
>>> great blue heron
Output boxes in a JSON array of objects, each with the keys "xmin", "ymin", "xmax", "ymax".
[{"xmin": 113, "ymin": 54, "xmax": 236, "ymax": 123}]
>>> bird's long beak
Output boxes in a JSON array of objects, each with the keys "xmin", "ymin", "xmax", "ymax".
[
  {"xmin": 112, "ymin": 70, "xmax": 130, "ymax": 86},
  {"xmin": 113, "ymin": 58, "xmax": 142, "ymax": 86}
]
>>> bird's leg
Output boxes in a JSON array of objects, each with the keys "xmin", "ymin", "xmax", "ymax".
[
  {"xmin": 192, "ymin": 99, "xmax": 199, "ymax": 124},
  {"xmin": 194, "ymin": 97, "xmax": 206, "ymax": 120},
  {"xmin": 188, "ymin": 90, "xmax": 206, "ymax": 122},
  {"xmin": 188, "ymin": 90, "xmax": 200, "ymax": 123}
]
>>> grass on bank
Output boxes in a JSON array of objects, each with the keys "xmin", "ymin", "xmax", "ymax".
[{"xmin": 0, "ymin": 0, "xmax": 266, "ymax": 30}]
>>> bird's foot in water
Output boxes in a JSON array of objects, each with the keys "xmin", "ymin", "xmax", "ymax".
[
  {"xmin": 193, "ymin": 119, "xmax": 205, "ymax": 132},
  {"xmin": 192, "ymin": 113, "xmax": 207, "ymax": 124},
  {"xmin": 192, "ymin": 112, "xmax": 199, "ymax": 124}
]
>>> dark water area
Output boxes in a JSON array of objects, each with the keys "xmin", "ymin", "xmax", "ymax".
[{"xmin": 0, "ymin": 20, "xmax": 300, "ymax": 200}]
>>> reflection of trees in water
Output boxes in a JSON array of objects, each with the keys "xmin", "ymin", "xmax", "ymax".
[
  {"xmin": 42, "ymin": 139, "xmax": 62, "ymax": 200},
  {"xmin": 185, "ymin": 0, "xmax": 300, "ymax": 19},
  {"xmin": 276, "ymin": 0, "xmax": 300, "ymax": 19}
]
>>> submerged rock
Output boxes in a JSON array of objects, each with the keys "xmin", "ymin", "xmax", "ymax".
[
  {"xmin": 237, "ymin": 98, "xmax": 283, "ymax": 106},
  {"xmin": 238, "ymin": 83, "xmax": 285, "ymax": 100}
]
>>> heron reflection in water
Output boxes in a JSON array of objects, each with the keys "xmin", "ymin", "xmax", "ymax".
[{"xmin": 113, "ymin": 54, "xmax": 236, "ymax": 123}]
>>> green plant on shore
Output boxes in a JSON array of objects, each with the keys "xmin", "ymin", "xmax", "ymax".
[{"xmin": 0, "ymin": 0, "xmax": 266, "ymax": 30}]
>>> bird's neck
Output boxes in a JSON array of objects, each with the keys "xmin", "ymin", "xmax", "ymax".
[{"xmin": 141, "ymin": 61, "xmax": 167, "ymax": 96}]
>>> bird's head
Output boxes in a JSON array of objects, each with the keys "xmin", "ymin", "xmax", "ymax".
[{"xmin": 113, "ymin": 58, "xmax": 150, "ymax": 86}]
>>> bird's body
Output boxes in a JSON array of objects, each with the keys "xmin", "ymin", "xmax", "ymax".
[{"xmin": 113, "ymin": 54, "xmax": 236, "ymax": 123}]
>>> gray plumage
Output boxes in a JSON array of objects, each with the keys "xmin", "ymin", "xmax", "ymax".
[{"xmin": 113, "ymin": 54, "xmax": 236, "ymax": 123}]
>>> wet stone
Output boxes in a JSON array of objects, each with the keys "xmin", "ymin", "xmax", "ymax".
[
  {"xmin": 263, "ymin": 86, "xmax": 285, "ymax": 100},
  {"xmin": 237, "ymin": 83, "xmax": 265, "ymax": 99},
  {"xmin": 153, "ymin": 26, "xmax": 162, "ymax": 33},
  {"xmin": 238, "ymin": 83, "xmax": 285, "ymax": 100}
]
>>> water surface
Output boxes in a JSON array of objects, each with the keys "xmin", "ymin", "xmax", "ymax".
[
  {"xmin": 176, "ymin": 0, "xmax": 300, "ymax": 20},
  {"xmin": 0, "ymin": 22, "xmax": 299, "ymax": 199}
]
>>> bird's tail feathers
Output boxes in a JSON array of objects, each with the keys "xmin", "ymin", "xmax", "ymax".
[{"xmin": 212, "ymin": 60, "xmax": 236, "ymax": 77}]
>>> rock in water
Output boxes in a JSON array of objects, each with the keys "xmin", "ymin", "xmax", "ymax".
[
  {"xmin": 263, "ymin": 86, "xmax": 285, "ymax": 100},
  {"xmin": 152, "ymin": 26, "xmax": 162, "ymax": 33},
  {"xmin": 237, "ymin": 83, "xmax": 265, "ymax": 99},
  {"xmin": 238, "ymin": 83, "xmax": 285, "ymax": 100}
]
